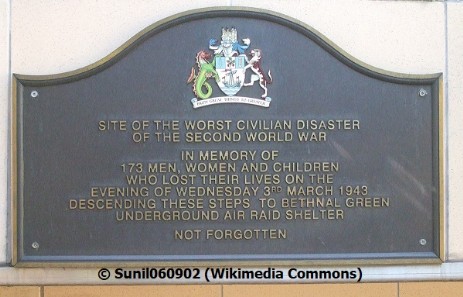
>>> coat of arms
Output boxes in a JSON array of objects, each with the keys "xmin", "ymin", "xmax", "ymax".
[{"xmin": 187, "ymin": 28, "xmax": 273, "ymax": 108}]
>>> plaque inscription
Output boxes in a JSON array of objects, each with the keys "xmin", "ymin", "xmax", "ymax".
[{"xmin": 13, "ymin": 8, "xmax": 442, "ymax": 266}]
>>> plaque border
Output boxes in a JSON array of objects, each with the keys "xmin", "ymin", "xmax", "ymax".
[{"xmin": 11, "ymin": 6, "xmax": 444, "ymax": 267}]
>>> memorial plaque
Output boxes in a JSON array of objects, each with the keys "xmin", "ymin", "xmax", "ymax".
[{"xmin": 12, "ymin": 8, "xmax": 443, "ymax": 266}]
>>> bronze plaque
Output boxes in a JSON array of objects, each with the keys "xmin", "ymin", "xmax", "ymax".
[{"xmin": 13, "ymin": 8, "xmax": 442, "ymax": 266}]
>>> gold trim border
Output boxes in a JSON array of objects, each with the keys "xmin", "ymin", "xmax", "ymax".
[
  {"xmin": 11, "ymin": 6, "xmax": 445, "ymax": 268},
  {"xmin": 439, "ymin": 75, "xmax": 445, "ymax": 262},
  {"xmin": 11, "ymin": 76, "xmax": 18, "ymax": 266}
]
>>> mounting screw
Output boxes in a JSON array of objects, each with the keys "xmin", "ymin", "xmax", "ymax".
[
  {"xmin": 32, "ymin": 242, "xmax": 40, "ymax": 249},
  {"xmin": 419, "ymin": 89, "xmax": 428, "ymax": 97},
  {"xmin": 419, "ymin": 239, "xmax": 427, "ymax": 246},
  {"xmin": 30, "ymin": 90, "xmax": 39, "ymax": 98}
]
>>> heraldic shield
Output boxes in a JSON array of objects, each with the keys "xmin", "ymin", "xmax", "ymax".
[
  {"xmin": 215, "ymin": 55, "xmax": 246, "ymax": 96},
  {"xmin": 188, "ymin": 27, "xmax": 273, "ymax": 107}
]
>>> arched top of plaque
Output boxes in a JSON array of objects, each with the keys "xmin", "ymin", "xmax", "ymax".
[{"xmin": 14, "ymin": 7, "xmax": 441, "ymax": 86}]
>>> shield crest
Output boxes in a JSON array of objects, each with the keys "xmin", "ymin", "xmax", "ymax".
[{"xmin": 215, "ymin": 55, "xmax": 246, "ymax": 96}]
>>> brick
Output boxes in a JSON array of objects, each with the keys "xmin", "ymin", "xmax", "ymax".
[
  {"xmin": 400, "ymin": 282, "xmax": 463, "ymax": 297},
  {"xmin": 223, "ymin": 283, "xmax": 397, "ymax": 297},
  {"xmin": 0, "ymin": 286, "xmax": 41, "ymax": 297},
  {"xmin": 44, "ymin": 285, "xmax": 220, "ymax": 297}
]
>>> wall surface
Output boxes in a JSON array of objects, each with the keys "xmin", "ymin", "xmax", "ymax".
[
  {"xmin": 0, "ymin": 0, "xmax": 10, "ymax": 266},
  {"xmin": 448, "ymin": 1, "xmax": 463, "ymax": 260},
  {"xmin": 2, "ymin": 0, "xmax": 463, "ymax": 295}
]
